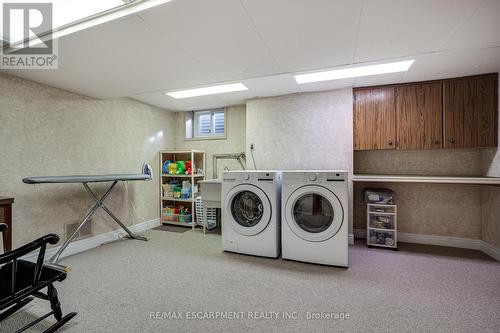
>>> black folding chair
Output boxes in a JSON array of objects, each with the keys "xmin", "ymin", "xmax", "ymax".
[{"xmin": 0, "ymin": 224, "xmax": 77, "ymax": 332}]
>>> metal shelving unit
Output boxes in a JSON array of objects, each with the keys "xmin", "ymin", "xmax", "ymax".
[{"xmin": 159, "ymin": 150, "xmax": 206, "ymax": 229}]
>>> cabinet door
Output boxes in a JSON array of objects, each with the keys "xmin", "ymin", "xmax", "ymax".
[
  {"xmin": 354, "ymin": 87, "xmax": 396, "ymax": 150},
  {"xmin": 444, "ymin": 75, "xmax": 498, "ymax": 148},
  {"xmin": 396, "ymin": 83, "xmax": 443, "ymax": 150}
]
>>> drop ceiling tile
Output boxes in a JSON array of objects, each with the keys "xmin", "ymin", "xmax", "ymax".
[
  {"xmin": 402, "ymin": 48, "xmax": 494, "ymax": 82},
  {"xmin": 2, "ymin": 15, "xmax": 219, "ymax": 99},
  {"xmin": 355, "ymin": 0, "xmax": 482, "ymax": 63},
  {"xmin": 241, "ymin": 0, "xmax": 362, "ymax": 72},
  {"xmin": 353, "ymin": 72, "xmax": 406, "ymax": 87},
  {"xmin": 139, "ymin": 0, "xmax": 281, "ymax": 81},
  {"xmin": 179, "ymin": 95, "xmax": 228, "ymax": 111},
  {"xmin": 242, "ymin": 74, "xmax": 300, "ymax": 97},
  {"xmin": 443, "ymin": 0, "xmax": 500, "ymax": 50},
  {"xmin": 131, "ymin": 92, "xmax": 192, "ymax": 111},
  {"xmin": 475, "ymin": 47, "xmax": 500, "ymax": 74},
  {"xmin": 298, "ymin": 78, "xmax": 354, "ymax": 93}
]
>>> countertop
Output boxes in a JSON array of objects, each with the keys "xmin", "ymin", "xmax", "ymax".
[
  {"xmin": 0, "ymin": 197, "xmax": 14, "ymax": 205},
  {"xmin": 353, "ymin": 174, "xmax": 500, "ymax": 185}
]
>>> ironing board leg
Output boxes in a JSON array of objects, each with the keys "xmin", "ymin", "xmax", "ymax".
[
  {"xmin": 84, "ymin": 182, "xmax": 148, "ymax": 241},
  {"xmin": 99, "ymin": 205, "xmax": 148, "ymax": 241},
  {"xmin": 49, "ymin": 199, "xmax": 101, "ymax": 264},
  {"xmin": 49, "ymin": 181, "xmax": 147, "ymax": 264}
]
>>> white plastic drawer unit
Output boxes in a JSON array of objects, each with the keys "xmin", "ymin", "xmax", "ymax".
[
  {"xmin": 366, "ymin": 203, "xmax": 397, "ymax": 249},
  {"xmin": 369, "ymin": 214, "xmax": 396, "ymax": 230},
  {"xmin": 368, "ymin": 229, "xmax": 397, "ymax": 248},
  {"xmin": 368, "ymin": 204, "xmax": 396, "ymax": 214}
]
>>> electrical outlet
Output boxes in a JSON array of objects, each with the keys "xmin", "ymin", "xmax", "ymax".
[{"xmin": 250, "ymin": 143, "xmax": 255, "ymax": 151}]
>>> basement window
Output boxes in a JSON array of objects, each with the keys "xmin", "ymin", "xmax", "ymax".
[{"xmin": 185, "ymin": 108, "xmax": 226, "ymax": 140}]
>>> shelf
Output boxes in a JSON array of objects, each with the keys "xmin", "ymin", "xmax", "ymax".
[
  {"xmin": 162, "ymin": 174, "xmax": 204, "ymax": 178},
  {"xmin": 160, "ymin": 150, "xmax": 204, "ymax": 154},
  {"xmin": 354, "ymin": 174, "xmax": 500, "ymax": 185},
  {"xmin": 367, "ymin": 211, "xmax": 396, "ymax": 216},
  {"xmin": 159, "ymin": 150, "xmax": 205, "ymax": 231},
  {"xmin": 162, "ymin": 221, "xmax": 195, "ymax": 227},
  {"xmin": 368, "ymin": 243, "xmax": 397, "ymax": 249},
  {"xmin": 368, "ymin": 203, "xmax": 397, "ymax": 207},
  {"xmin": 368, "ymin": 227, "xmax": 396, "ymax": 232},
  {"xmin": 162, "ymin": 197, "xmax": 193, "ymax": 203}
]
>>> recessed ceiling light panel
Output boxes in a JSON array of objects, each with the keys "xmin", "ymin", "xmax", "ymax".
[
  {"xmin": 294, "ymin": 60, "xmax": 415, "ymax": 84},
  {"xmin": 165, "ymin": 83, "xmax": 248, "ymax": 99}
]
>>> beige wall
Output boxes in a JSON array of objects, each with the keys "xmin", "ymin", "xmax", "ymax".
[
  {"xmin": 173, "ymin": 105, "xmax": 246, "ymax": 179},
  {"xmin": 353, "ymin": 150, "xmax": 485, "ymax": 239},
  {"xmin": 481, "ymin": 187, "xmax": 500, "ymax": 248},
  {"xmin": 354, "ymin": 182, "xmax": 483, "ymax": 239},
  {"xmin": 246, "ymin": 90, "xmax": 354, "ymax": 232},
  {"xmin": 355, "ymin": 149, "xmax": 487, "ymax": 176},
  {"xmin": 246, "ymin": 90, "xmax": 353, "ymax": 172},
  {"xmin": 0, "ymin": 73, "xmax": 175, "ymax": 247},
  {"xmin": 480, "ymin": 82, "xmax": 500, "ymax": 248}
]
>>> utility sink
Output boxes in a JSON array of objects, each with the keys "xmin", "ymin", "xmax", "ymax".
[{"xmin": 199, "ymin": 179, "xmax": 222, "ymax": 208}]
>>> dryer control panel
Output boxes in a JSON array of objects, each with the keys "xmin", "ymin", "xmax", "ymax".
[{"xmin": 283, "ymin": 171, "xmax": 347, "ymax": 184}]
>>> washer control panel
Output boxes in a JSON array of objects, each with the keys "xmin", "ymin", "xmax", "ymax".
[{"xmin": 223, "ymin": 171, "xmax": 279, "ymax": 183}]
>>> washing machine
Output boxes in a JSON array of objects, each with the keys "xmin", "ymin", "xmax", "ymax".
[
  {"xmin": 281, "ymin": 171, "xmax": 348, "ymax": 267},
  {"xmin": 222, "ymin": 171, "xmax": 281, "ymax": 258}
]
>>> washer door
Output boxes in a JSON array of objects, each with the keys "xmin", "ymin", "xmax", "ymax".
[
  {"xmin": 285, "ymin": 185, "xmax": 344, "ymax": 242},
  {"xmin": 226, "ymin": 184, "xmax": 271, "ymax": 236}
]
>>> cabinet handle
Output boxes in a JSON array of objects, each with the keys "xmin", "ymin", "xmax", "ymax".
[
  {"xmin": 448, "ymin": 138, "xmax": 456, "ymax": 144},
  {"xmin": 388, "ymin": 140, "xmax": 394, "ymax": 146}
]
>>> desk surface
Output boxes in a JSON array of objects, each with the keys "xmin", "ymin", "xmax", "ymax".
[{"xmin": 353, "ymin": 174, "xmax": 500, "ymax": 185}]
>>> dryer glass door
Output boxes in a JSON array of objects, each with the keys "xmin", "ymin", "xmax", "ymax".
[
  {"xmin": 293, "ymin": 193, "xmax": 334, "ymax": 233},
  {"xmin": 285, "ymin": 185, "xmax": 343, "ymax": 242},
  {"xmin": 226, "ymin": 184, "xmax": 271, "ymax": 236}
]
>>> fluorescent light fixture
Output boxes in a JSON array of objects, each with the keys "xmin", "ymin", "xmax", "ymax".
[
  {"xmin": 1, "ymin": 0, "xmax": 172, "ymax": 47},
  {"xmin": 166, "ymin": 83, "xmax": 248, "ymax": 99},
  {"xmin": 294, "ymin": 60, "xmax": 415, "ymax": 84}
]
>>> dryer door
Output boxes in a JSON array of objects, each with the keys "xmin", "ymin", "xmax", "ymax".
[
  {"xmin": 285, "ymin": 185, "xmax": 344, "ymax": 242},
  {"xmin": 226, "ymin": 184, "xmax": 271, "ymax": 236}
]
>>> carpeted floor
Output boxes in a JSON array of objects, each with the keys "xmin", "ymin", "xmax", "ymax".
[{"xmin": 2, "ymin": 229, "xmax": 499, "ymax": 333}]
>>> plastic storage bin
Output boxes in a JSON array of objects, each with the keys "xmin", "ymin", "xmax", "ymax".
[{"xmin": 364, "ymin": 188, "xmax": 395, "ymax": 204}]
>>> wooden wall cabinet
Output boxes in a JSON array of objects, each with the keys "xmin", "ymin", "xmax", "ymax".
[
  {"xmin": 443, "ymin": 75, "xmax": 498, "ymax": 149},
  {"xmin": 354, "ymin": 73, "xmax": 498, "ymax": 151},
  {"xmin": 354, "ymin": 87, "xmax": 396, "ymax": 150},
  {"xmin": 396, "ymin": 82, "xmax": 443, "ymax": 150}
]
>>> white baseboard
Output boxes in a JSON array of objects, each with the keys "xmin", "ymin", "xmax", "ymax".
[
  {"xmin": 480, "ymin": 241, "xmax": 500, "ymax": 262},
  {"xmin": 24, "ymin": 218, "xmax": 160, "ymax": 262},
  {"xmin": 348, "ymin": 234, "xmax": 354, "ymax": 245},
  {"xmin": 398, "ymin": 232, "xmax": 481, "ymax": 250},
  {"xmin": 353, "ymin": 228, "xmax": 500, "ymax": 261}
]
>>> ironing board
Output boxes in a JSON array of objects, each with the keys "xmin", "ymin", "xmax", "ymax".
[{"xmin": 23, "ymin": 165, "xmax": 153, "ymax": 265}]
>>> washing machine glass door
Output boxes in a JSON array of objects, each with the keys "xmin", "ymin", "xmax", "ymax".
[
  {"xmin": 285, "ymin": 185, "xmax": 343, "ymax": 242},
  {"xmin": 226, "ymin": 184, "xmax": 271, "ymax": 236}
]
